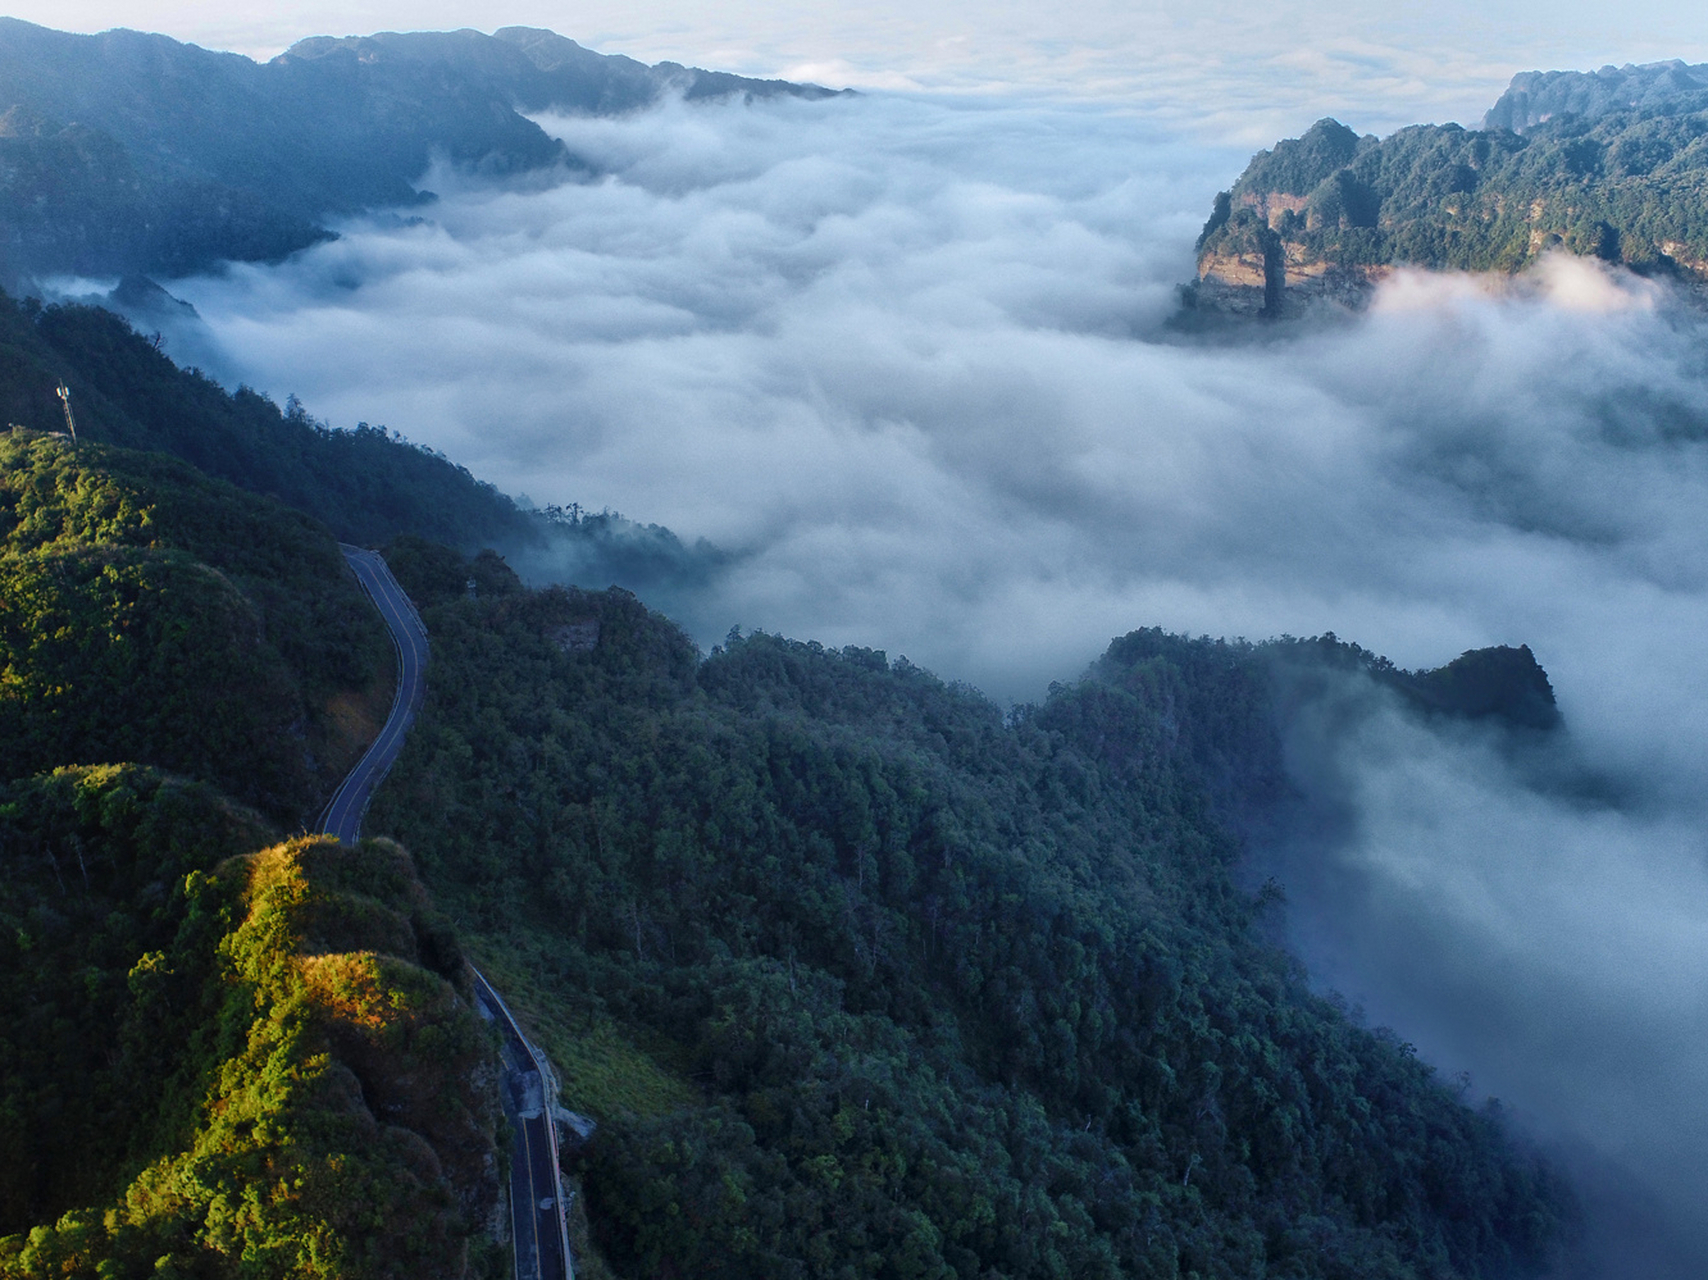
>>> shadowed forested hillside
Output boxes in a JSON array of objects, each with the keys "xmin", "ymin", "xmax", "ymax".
[
  {"xmin": 0, "ymin": 288, "xmax": 735, "ymax": 604},
  {"xmin": 0, "ymin": 430, "xmax": 394, "ymax": 823},
  {"xmin": 0, "ymin": 18, "xmax": 844, "ymax": 283},
  {"xmin": 371, "ymin": 544, "xmax": 1578, "ymax": 1280},
  {"xmin": 0, "ymin": 290, "xmax": 539, "ymax": 550},
  {"xmin": 0, "ymin": 284, "xmax": 1582, "ymax": 1275}
]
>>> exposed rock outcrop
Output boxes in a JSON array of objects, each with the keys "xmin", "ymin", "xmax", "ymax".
[{"xmin": 1187, "ymin": 71, "xmax": 1708, "ymax": 320}]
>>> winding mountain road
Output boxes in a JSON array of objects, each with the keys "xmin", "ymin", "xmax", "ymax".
[
  {"xmin": 319, "ymin": 543, "xmax": 575, "ymax": 1280},
  {"xmin": 317, "ymin": 545, "xmax": 428, "ymax": 843}
]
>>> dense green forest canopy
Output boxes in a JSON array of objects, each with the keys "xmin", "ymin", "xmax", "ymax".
[
  {"xmin": 0, "ymin": 433, "xmax": 503, "ymax": 1276},
  {"xmin": 1198, "ymin": 68, "xmax": 1708, "ymax": 284},
  {"xmin": 0, "ymin": 429, "xmax": 393, "ymax": 823},
  {"xmin": 0, "ymin": 767, "xmax": 499, "ymax": 1279},
  {"xmin": 372, "ymin": 543, "xmax": 1577, "ymax": 1280}
]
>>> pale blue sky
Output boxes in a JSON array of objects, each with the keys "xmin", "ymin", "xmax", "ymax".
[{"xmin": 11, "ymin": 0, "xmax": 1708, "ymax": 140}]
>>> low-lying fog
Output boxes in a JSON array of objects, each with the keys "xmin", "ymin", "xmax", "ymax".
[{"xmin": 164, "ymin": 91, "xmax": 1708, "ymax": 1275}]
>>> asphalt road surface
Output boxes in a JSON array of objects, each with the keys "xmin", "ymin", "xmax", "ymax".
[
  {"xmin": 473, "ymin": 967, "xmax": 576, "ymax": 1280},
  {"xmin": 317, "ymin": 545, "xmax": 428, "ymax": 844}
]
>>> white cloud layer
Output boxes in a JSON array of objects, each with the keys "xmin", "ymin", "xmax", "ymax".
[{"xmin": 164, "ymin": 90, "xmax": 1708, "ymax": 1270}]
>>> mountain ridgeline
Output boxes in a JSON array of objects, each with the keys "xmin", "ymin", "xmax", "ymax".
[
  {"xmin": 1191, "ymin": 59, "xmax": 1708, "ymax": 317},
  {"xmin": 0, "ymin": 18, "xmax": 844, "ymax": 285},
  {"xmin": 0, "ymin": 285, "xmax": 732, "ymax": 602}
]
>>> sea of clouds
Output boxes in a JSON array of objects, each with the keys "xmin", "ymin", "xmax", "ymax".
[{"xmin": 163, "ymin": 89, "xmax": 1708, "ymax": 1273}]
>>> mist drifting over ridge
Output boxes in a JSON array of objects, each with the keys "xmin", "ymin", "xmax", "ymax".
[{"xmin": 156, "ymin": 88, "xmax": 1708, "ymax": 1273}]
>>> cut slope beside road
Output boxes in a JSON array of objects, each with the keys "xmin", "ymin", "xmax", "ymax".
[{"xmin": 472, "ymin": 968, "xmax": 577, "ymax": 1280}]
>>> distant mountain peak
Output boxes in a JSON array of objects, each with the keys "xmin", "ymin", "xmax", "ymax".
[
  {"xmin": 1485, "ymin": 58, "xmax": 1708, "ymax": 132},
  {"xmin": 492, "ymin": 25, "xmax": 632, "ymax": 73},
  {"xmin": 0, "ymin": 20, "xmax": 848, "ymax": 287}
]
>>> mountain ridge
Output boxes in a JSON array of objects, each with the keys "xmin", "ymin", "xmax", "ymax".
[
  {"xmin": 1485, "ymin": 59, "xmax": 1708, "ymax": 133},
  {"xmin": 0, "ymin": 18, "xmax": 846, "ymax": 285}
]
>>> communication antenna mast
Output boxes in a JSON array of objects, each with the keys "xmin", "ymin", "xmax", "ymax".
[{"xmin": 55, "ymin": 382, "xmax": 77, "ymax": 443}]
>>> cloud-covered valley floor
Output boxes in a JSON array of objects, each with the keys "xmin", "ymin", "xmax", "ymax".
[{"xmin": 165, "ymin": 91, "xmax": 1708, "ymax": 1276}]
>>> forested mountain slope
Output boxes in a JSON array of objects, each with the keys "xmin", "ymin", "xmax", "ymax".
[
  {"xmin": 0, "ymin": 434, "xmax": 501, "ymax": 1277},
  {"xmin": 0, "ymin": 289, "xmax": 538, "ymax": 550},
  {"xmin": 0, "ymin": 774, "xmax": 499, "ymax": 1279},
  {"xmin": 1192, "ymin": 61, "xmax": 1708, "ymax": 316},
  {"xmin": 0, "ymin": 430, "xmax": 393, "ymax": 823},
  {"xmin": 0, "ymin": 311, "xmax": 1581, "ymax": 1277},
  {"xmin": 370, "ymin": 540, "xmax": 1577, "ymax": 1279},
  {"xmin": 0, "ymin": 18, "xmax": 842, "ymax": 283},
  {"xmin": 0, "ymin": 288, "xmax": 730, "ymax": 600}
]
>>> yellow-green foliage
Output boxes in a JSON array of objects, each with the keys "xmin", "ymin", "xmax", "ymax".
[
  {"xmin": 535, "ymin": 1016, "xmax": 695, "ymax": 1120},
  {"xmin": 0, "ymin": 772, "xmax": 496, "ymax": 1280},
  {"xmin": 468, "ymin": 950, "xmax": 693, "ymax": 1121}
]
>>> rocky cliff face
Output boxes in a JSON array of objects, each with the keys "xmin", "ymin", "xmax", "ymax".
[
  {"xmin": 1192, "ymin": 209, "xmax": 1391, "ymax": 319},
  {"xmin": 1188, "ymin": 83, "xmax": 1708, "ymax": 320},
  {"xmin": 1187, "ymin": 125, "xmax": 1397, "ymax": 318}
]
